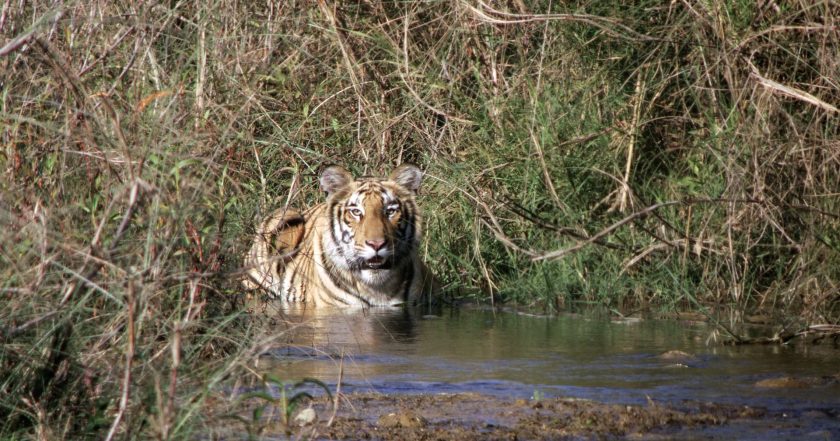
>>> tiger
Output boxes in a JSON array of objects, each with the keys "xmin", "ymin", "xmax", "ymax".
[{"xmin": 242, "ymin": 164, "xmax": 437, "ymax": 307}]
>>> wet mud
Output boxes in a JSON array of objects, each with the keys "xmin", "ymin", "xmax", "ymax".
[{"xmin": 265, "ymin": 392, "xmax": 790, "ymax": 440}]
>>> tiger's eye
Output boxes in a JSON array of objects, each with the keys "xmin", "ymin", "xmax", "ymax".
[
  {"xmin": 385, "ymin": 207, "xmax": 398, "ymax": 217},
  {"xmin": 349, "ymin": 208, "xmax": 363, "ymax": 217}
]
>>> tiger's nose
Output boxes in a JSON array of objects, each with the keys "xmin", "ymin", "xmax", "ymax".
[{"xmin": 365, "ymin": 239, "xmax": 387, "ymax": 251}]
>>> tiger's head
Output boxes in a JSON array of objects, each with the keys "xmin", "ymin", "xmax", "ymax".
[{"xmin": 319, "ymin": 164, "xmax": 423, "ymax": 272}]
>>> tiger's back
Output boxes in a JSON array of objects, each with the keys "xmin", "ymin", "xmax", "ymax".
[{"xmin": 243, "ymin": 165, "xmax": 437, "ymax": 307}]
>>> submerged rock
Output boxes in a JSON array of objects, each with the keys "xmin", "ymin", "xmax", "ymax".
[
  {"xmin": 658, "ymin": 350, "xmax": 694, "ymax": 361},
  {"xmin": 755, "ymin": 374, "xmax": 840, "ymax": 389}
]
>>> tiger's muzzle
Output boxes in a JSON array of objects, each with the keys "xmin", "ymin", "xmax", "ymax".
[{"xmin": 359, "ymin": 238, "xmax": 393, "ymax": 269}]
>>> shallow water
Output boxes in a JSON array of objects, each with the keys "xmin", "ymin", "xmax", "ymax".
[{"xmin": 263, "ymin": 307, "xmax": 840, "ymax": 437}]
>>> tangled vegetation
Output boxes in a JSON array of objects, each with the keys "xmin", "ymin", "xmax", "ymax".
[{"xmin": 1, "ymin": 0, "xmax": 838, "ymax": 438}]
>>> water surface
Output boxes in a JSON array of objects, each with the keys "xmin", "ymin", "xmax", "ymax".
[{"xmin": 263, "ymin": 307, "xmax": 839, "ymax": 436}]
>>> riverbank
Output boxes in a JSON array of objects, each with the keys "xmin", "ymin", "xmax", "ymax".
[{"xmin": 213, "ymin": 390, "xmax": 838, "ymax": 441}]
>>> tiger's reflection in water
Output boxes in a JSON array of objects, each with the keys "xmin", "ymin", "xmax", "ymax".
[{"xmin": 261, "ymin": 306, "xmax": 421, "ymax": 383}]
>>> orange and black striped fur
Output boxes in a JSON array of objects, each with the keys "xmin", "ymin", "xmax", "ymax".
[{"xmin": 243, "ymin": 165, "xmax": 437, "ymax": 307}]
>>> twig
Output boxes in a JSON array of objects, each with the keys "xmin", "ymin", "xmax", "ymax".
[
  {"xmin": 473, "ymin": 193, "xmax": 540, "ymax": 258},
  {"xmin": 0, "ymin": 8, "xmax": 62, "ymax": 56},
  {"xmin": 78, "ymin": 26, "xmax": 135, "ymax": 76},
  {"xmin": 502, "ymin": 196, "xmax": 630, "ymax": 252},
  {"xmin": 532, "ymin": 201, "xmax": 681, "ymax": 261},
  {"xmin": 746, "ymin": 57, "xmax": 839, "ymax": 113},
  {"xmin": 464, "ymin": 0, "xmax": 655, "ymax": 41},
  {"xmin": 0, "ymin": 0, "xmax": 11, "ymax": 32},
  {"xmin": 2, "ymin": 311, "xmax": 60, "ymax": 340},
  {"xmin": 326, "ymin": 350, "xmax": 344, "ymax": 427}
]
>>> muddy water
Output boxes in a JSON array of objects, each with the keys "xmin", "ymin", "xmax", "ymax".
[{"xmin": 263, "ymin": 307, "xmax": 839, "ymax": 436}]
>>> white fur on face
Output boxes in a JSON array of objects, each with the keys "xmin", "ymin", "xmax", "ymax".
[
  {"xmin": 358, "ymin": 268, "xmax": 389, "ymax": 284},
  {"xmin": 358, "ymin": 244, "xmax": 392, "ymax": 259}
]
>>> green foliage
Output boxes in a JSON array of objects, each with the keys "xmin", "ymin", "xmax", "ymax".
[{"xmin": 230, "ymin": 375, "xmax": 331, "ymax": 439}]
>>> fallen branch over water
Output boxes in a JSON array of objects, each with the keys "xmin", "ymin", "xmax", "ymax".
[{"xmin": 724, "ymin": 324, "xmax": 840, "ymax": 346}]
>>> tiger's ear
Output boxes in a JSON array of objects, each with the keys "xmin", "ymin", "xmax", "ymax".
[
  {"xmin": 390, "ymin": 164, "xmax": 423, "ymax": 193},
  {"xmin": 320, "ymin": 166, "xmax": 353, "ymax": 194}
]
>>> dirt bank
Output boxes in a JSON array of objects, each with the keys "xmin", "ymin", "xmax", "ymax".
[{"xmin": 218, "ymin": 391, "xmax": 790, "ymax": 440}]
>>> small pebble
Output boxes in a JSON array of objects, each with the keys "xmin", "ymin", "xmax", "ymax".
[
  {"xmin": 377, "ymin": 411, "xmax": 427, "ymax": 428},
  {"xmin": 294, "ymin": 407, "xmax": 317, "ymax": 426}
]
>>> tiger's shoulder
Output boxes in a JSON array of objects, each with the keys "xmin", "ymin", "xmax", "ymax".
[
  {"xmin": 241, "ymin": 204, "xmax": 317, "ymax": 293},
  {"xmin": 243, "ymin": 165, "xmax": 438, "ymax": 307}
]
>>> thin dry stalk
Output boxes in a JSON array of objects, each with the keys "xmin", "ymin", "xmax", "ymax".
[
  {"xmin": 611, "ymin": 74, "xmax": 645, "ymax": 213},
  {"xmin": 195, "ymin": 6, "xmax": 208, "ymax": 129},
  {"xmin": 104, "ymin": 280, "xmax": 136, "ymax": 441},
  {"xmin": 464, "ymin": 0, "xmax": 654, "ymax": 41},
  {"xmin": 162, "ymin": 322, "xmax": 181, "ymax": 439},
  {"xmin": 326, "ymin": 350, "xmax": 344, "ymax": 427},
  {"xmin": 474, "ymin": 217, "xmax": 499, "ymax": 304},
  {"xmin": 747, "ymin": 58, "xmax": 839, "ymax": 114}
]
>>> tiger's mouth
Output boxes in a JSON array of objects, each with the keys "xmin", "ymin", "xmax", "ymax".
[{"xmin": 363, "ymin": 256, "xmax": 388, "ymax": 270}]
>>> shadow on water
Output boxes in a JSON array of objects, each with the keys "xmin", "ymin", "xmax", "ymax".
[{"xmin": 261, "ymin": 306, "xmax": 840, "ymax": 437}]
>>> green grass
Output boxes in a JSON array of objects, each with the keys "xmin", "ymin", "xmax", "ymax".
[{"xmin": 1, "ymin": 0, "xmax": 838, "ymax": 438}]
